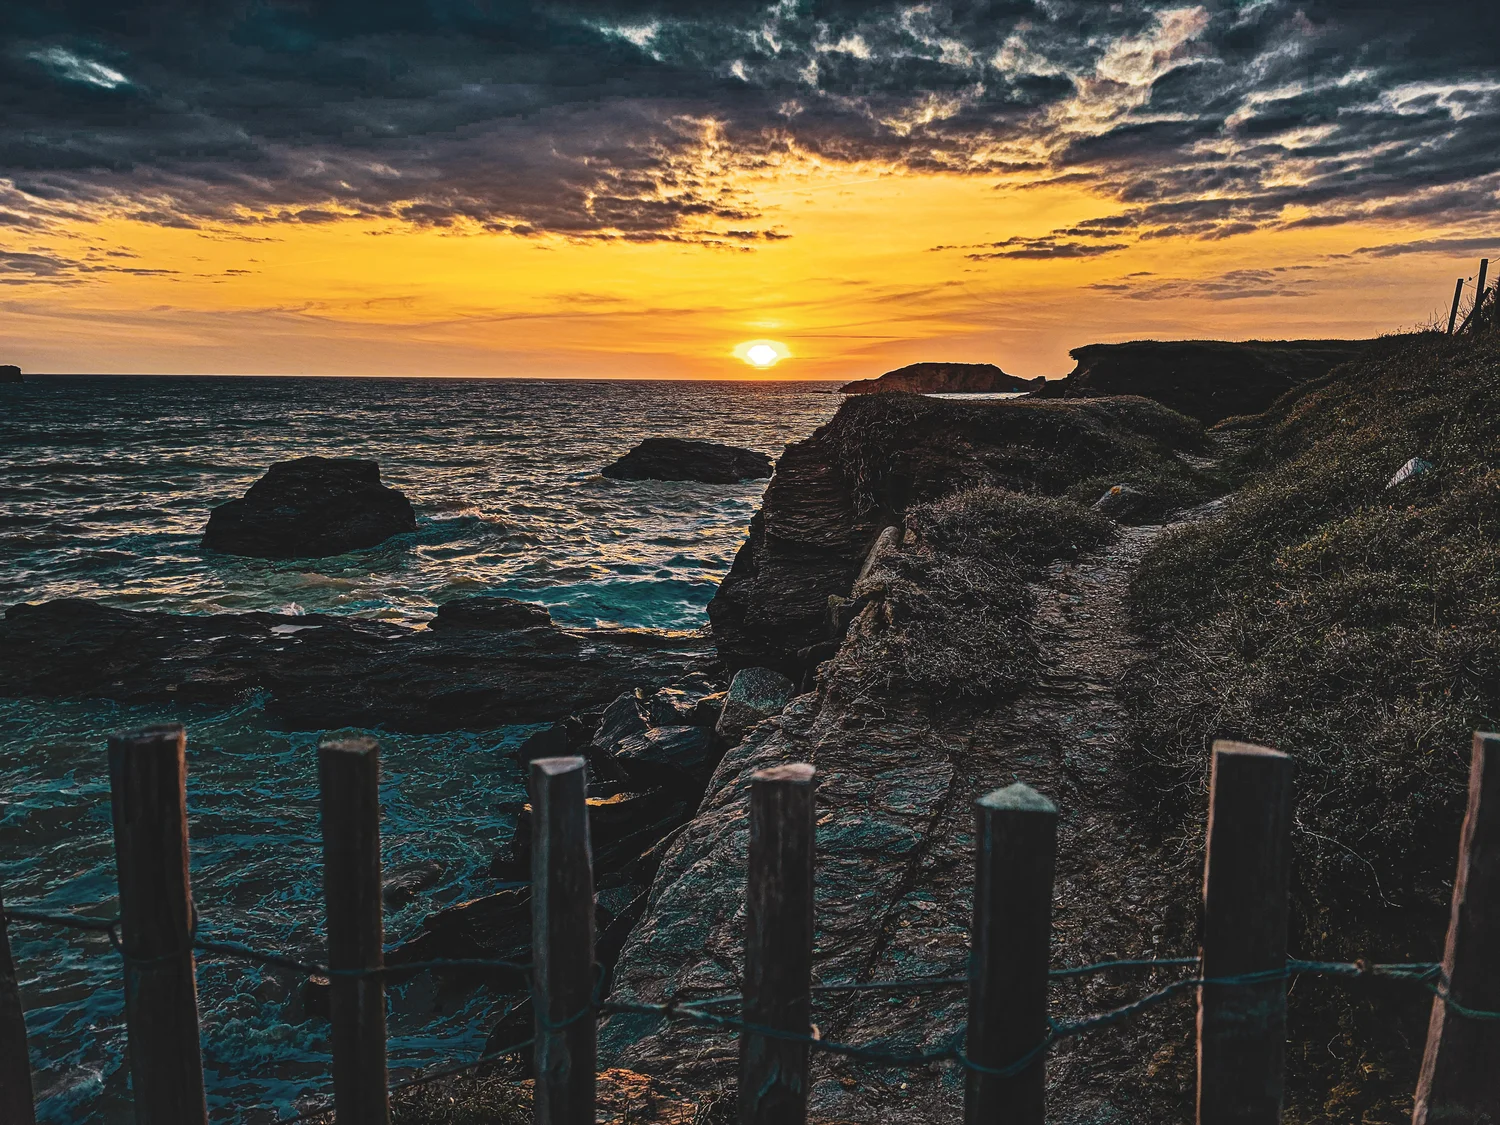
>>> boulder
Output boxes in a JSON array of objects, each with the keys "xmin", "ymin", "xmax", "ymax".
[
  {"xmin": 428, "ymin": 597, "xmax": 552, "ymax": 631},
  {"xmin": 602, "ymin": 438, "xmax": 772, "ymax": 483},
  {"xmin": 614, "ymin": 726, "xmax": 718, "ymax": 788},
  {"xmin": 1092, "ymin": 484, "xmax": 1149, "ymax": 522},
  {"xmin": 648, "ymin": 685, "xmax": 710, "ymax": 726},
  {"xmin": 0, "ymin": 599, "xmax": 713, "ymax": 733},
  {"xmin": 592, "ymin": 691, "xmax": 649, "ymax": 754},
  {"xmin": 202, "ymin": 456, "xmax": 416, "ymax": 559},
  {"xmin": 715, "ymin": 667, "xmax": 795, "ymax": 744},
  {"xmin": 691, "ymin": 691, "xmax": 726, "ymax": 727},
  {"xmin": 0, "ymin": 365, "xmax": 20, "ymax": 384}
]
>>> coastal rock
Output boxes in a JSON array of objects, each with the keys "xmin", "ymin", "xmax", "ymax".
[
  {"xmin": 0, "ymin": 365, "xmax": 20, "ymax": 384},
  {"xmin": 715, "ymin": 667, "xmax": 795, "ymax": 744},
  {"xmin": 647, "ymin": 685, "xmax": 711, "ymax": 726},
  {"xmin": 614, "ymin": 726, "xmax": 718, "ymax": 789},
  {"xmin": 201, "ymin": 456, "xmax": 416, "ymax": 559},
  {"xmin": 0, "ymin": 599, "xmax": 712, "ymax": 732},
  {"xmin": 838, "ymin": 361, "xmax": 1043, "ymax": 396},
  {"xmin": 1031, "ymin": 339, "xmax": 1369, "ymax": 424},
  {"xmin": 428, "ymin": 597, "xmax": 552, "ymax": 631},
  {"xmin": 382, "ymin": 860, "xmax": 445, "ymax": 910},
  {"xmin": 602, "ymin": 438, "xmax": 772, "ymax": 483},
  {"xmin": 707, "ymin": 392, "xmax": 1210, "ymax": 679},
  {"xmin": 496, "ymin": 788, "xmax": 695, "ymax": 881}
]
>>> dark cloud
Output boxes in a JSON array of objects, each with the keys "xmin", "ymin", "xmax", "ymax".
[
  {"xmin": 960, "ymin": 236, "xmax": 1129, "ymax": 260},
  {"xmin": 1087, "ymin": 266, "xmax": 1320, "ymax": 300},
  {"xmin": 1352, "ymin": 235, "xmax": 1500, "ymax": 258},
  {"xmin": 0, "ymin": 0, "xmax": 1495, "ymax": 248}
]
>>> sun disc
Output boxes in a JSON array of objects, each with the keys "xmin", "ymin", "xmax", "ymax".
[
  {"xmin": 734, "ymin": 339, "xmax": 790, "ymax": 369},
  {"xmin": 747, "ymin": 344, "xmax": 778, "ymax": 367}
]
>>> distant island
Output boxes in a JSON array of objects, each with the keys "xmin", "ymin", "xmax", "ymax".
[
  {"xmin": 838, "ymin": 361, "xmax": 1045, "ymax": 395},
  {"xmin": 0, "ymin": 365, "xmax": 20, "ymax": 384}
]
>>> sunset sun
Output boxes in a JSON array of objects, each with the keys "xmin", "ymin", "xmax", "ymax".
[{"xmin": 734, "ymin": 340, "xmax": 790, "ymax": 370}]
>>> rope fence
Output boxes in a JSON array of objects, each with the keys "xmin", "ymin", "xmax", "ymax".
[{"xmin": 2, "ymin": 727, "xmax": 1499, "ymax": 1124}]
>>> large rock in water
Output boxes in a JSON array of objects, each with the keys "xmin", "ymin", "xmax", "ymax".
[
  {"xmin": 838, "ymin": 361, "xmax": 1043, "ymax": 395},
  {"xmin": 202, "ymin": 457, "xmax": 416, "ymax": 558},
  {"xmin": 602, "ymin": 438, "xmax": 772, "ymax": 483},
  {"xmin": 0, "ymin": 365, "xmax": 20, "ymax": 384},
  {"xmin": 0, "ymin": 598, "xmax": 713, "ymax": 732}
]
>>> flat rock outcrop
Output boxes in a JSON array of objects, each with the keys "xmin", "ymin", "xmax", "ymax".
[
  {"xmin": 202, "ymin": 456, "xmax": 417, "ymax": 558},
  {"xmin": 1031, "ymin": 339, "xmax": 1368, "ymax": 424},
  {"xmin": 0, "ymin": 598, "xmax": 712, "ymax": 732},
  {"xmin": 838, "ymin": 361, "xmax": 1043, "ymax": 396},
  {"xmin": 602, "ymin": 438, "xmax": 772, "ymax": 483},
  {"xmin": 0, "ymin": 365, "xmax": 20, "ymax": 384},
  {"xmin": 707, "ymin": 392, "xmax": 1210, "ymax": 680},
  {"xmin": 427, "ymin": 596, "xmax": 553, "ymax": 631}
]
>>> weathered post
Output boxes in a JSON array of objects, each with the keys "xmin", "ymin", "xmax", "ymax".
[
  {"xmin": 1197, "ymin": 740, "xmax": 1295, "ymax": 1125},
  {"xmin": 1447, "ymin": 278, "xmax": 1465, "ymax": 334},
  {"xmin": 530, "ymin": 756, "xmax": 595, "ymax": 1125},
  {"xmin": 1412, "ymin": 731, "xmax": 1500, "ymax": 1123},
  {"xmin": 319, "ymin": 736, "xmax": 391, "ymax": 1125},
  {"xmin": 0, "ymin": 893, "xmax": 36, "ymax": 1125},
  {"xmin": 739, "ymin": 762, "xmax": 816, "ymax": 1125},
  {"xmin": 107, "ymin": 724, "xmax": 209, "ymax": 1125},
  {"xmin": 964, "ymin": 783, "xmax": 1058, "ymax": 1125},
  {"xmin": 1459, "ymin": 259, "xmax": 1490, "ymax": 334}
]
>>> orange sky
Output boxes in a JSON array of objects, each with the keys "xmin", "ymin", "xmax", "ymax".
[{"xmin": 0, "ymin": 164, "xmax": 1472, "ymax": 380}]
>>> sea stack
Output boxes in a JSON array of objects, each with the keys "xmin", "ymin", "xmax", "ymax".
[
  {"xmin": 603, "ymin": 437, "xmax": 773, "ymax": 483},
  {"xmin": 202, "ymin": 456, "xmax": 417, "ymax": 558},
  {"xmin": 0, "ymin": 365, "xmax": 21, "ymax": 383}
]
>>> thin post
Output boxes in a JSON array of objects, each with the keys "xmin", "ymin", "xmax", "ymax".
[
  {"xmin": 964, "ymin": 783, "xmax": 1058, "ymax": 1125},
  {"xmin": 1458, "ymin": 259, "xmax": 1489, "ymax": 334},
  {"xmin": 107, "ymin": 724, "xmax": 208, "ymax": 1125},
  {"xmin": 1413, "ymin": 732, "xmax": 1500, "ymax": 1123},
  {"xmin": 738, "ymin": 762, "xmax": 816, "ymax": 1125},
  {"xmin": 0, "ymin": 893, "xmax": 36, "ymax": 1125},
  {"xmin": 530, "ymin": 755, "xmax": 595, "ymax": 1125},
  {"xmin": 1197, "ymin": 740, "xmax": 1295, "ymax": 1125},
  {"xmin": 319, "ymin": 736, "xmax": 390, "ymax": 1125},
  {"xmin": 1447, "ymin": 278, "xmax": 1464, "ymax": 334}
]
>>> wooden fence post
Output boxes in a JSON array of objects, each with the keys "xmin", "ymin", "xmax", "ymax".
[
  {"xmin": 1198, "ymin": 740, "xmax": 1295, "ymax": 1125},
  {"xmin": 530, "ymin": 755, "xmax": 595, "ymax": 1125},
  {"xmin": 964, "ymin": 782, "xmax": 1057, "ymax": 1125},
  {"xmin": 1459, "ymin": 259, "xmax": 1489, "ymax": 334},
  {"xmin": 739, "ymin": 762, "xmax": 816, "ymax": 1125},
  {"xmin": 107, "ymin": 724, "xmax": 209, "ymax": 1125},
  {"xmin": 0, "ymin": 892, "xmax": 36, "ymax": 1125},
  {"xmin": 319, "ymin": 736, "xmax": 391, "ymax": 1125},
  {"xmin": 1447, "ymin": 278, "xmax": 1465, "ymax": 334},
  {"xmin": 1412, "ymin": 731, "xmax": 1500, "ymax": 1123}
]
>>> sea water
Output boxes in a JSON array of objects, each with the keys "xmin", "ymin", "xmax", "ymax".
[{"xmin": 0, "ymin": 375, "xmax": 840, "ymax": 1122}]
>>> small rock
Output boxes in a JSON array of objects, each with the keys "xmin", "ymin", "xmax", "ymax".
[
  {"xmin": 1091, "ymin": 483, "xmax": 1148, "ymax": 521},
  {"xmin": 1387, "ymin": 456, "xmax": 1432, "ymax": 489},
  {"xmin": 602, "ymin": 438, "xmax": 773, "ymax": 483},
  {"xmin": 428, "ymin": 597, "xmax": 553, "ymax": 631},
  {"xmin": 202, "ymin": 457, "xmax": 416, "ymax": 559},
  {"xmin": 715, "ymin": 667, "xmax": 796, "ymax": 744},
  {"xmin": 614, "ymin": 726, "xmax": 718, "ymax": 788},
  {"xmin": 690, "ymin": 691, "xmax": 726, "ymax": 727},
  {"xmin": 648, "ymin": 686, "xmax": 708, "ymax": 726},
  {"xmin": 592, "ymin": 691, "xmax": 648, "ymax": 755},
  {"xmin": 382, "ymin": 859, "xmax": 444, "ymax": 910}
]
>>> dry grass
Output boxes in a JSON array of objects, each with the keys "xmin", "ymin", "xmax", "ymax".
[{"xmin": 1125, "ymin": 331, "xmax": 1500, "ymax": 1121}]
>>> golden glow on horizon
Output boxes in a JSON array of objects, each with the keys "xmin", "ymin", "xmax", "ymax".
[
  {"xmin": 735, "ymin": 340, "xmax": 790, "ymax": 368},
  {"xmin": 0, "ymin": 161, "xmax": 1472, "ymax": 380}
]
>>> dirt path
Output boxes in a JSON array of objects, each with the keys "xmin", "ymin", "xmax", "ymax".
[{"xmin": 604, "ymin": 511, "xmax": 1217, "ymax": 1123}]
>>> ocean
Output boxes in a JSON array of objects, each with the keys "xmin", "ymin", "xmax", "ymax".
[{"xmin": 0, "ymin": 374, "xmax": 841, "ymax": 1122}]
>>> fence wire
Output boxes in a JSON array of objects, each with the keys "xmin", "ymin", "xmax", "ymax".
[{"xmin": 3, "ymin": 900, "xmax": 1496, "ymax": 1124}]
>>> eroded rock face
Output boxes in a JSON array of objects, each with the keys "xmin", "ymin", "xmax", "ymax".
[
  {"xmin": 602, "ymin": 438, "xmax": 773, "ymax": 483},
  {"xmin": 715, "ymin": 667, "xmax": 795, "ymax": 744},
  {"xmin": 0, "ymin": 599, "xmax": 712, "ymax": 732},
  {"xmin": 202, "ymin": 456, "xmax": 416, "ymax": 558}
]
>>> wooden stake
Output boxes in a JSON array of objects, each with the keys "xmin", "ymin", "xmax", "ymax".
[
  {"xmin": 1459, "ymin": 259, "xmax": 1490, "ymax": 334},
  {"xmin": 1447, "ymin": 278, "xmax": 1465, "ymax": 334},
  {"xmin": 107, "ymin": 724, "xmax": 208, "ymax": 1125},
  {"xmin": 739, "ymin": 762, "xmax": 816, "ymax": 1125},
  {"xmin": 530, "ymin": 755, "xmax": 595, "ymax": 1125},
  {"xmin": 319, "ymin": 736, "xmax": 391, "ymax": 1125},
  {"xmin": 1413, "ymin": 732, "xmax": 1500, "ymax": 1123},
  {"xmin": 964, "ymin": 783, "xmax": 1058, "ymax": 1125},
  {"xmin": 0, "ymin": 892, "xmax": 36, "ymax": 1125},
  {"xmin": 1197, "ymin": 740, "xmax": 1295, "ymax": 1125}
]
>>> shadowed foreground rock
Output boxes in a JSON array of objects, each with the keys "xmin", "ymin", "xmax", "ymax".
[
  {"xmin": 202, "ymin": 456, "xmax": 416, "ymax": 558},
  {"xmin": 0, "ymin": 598, "xmax": 712, "ymax": 731},
  {"xmin": 603, "ymin": 438, "xmax": 773, "ymax": 483}
]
